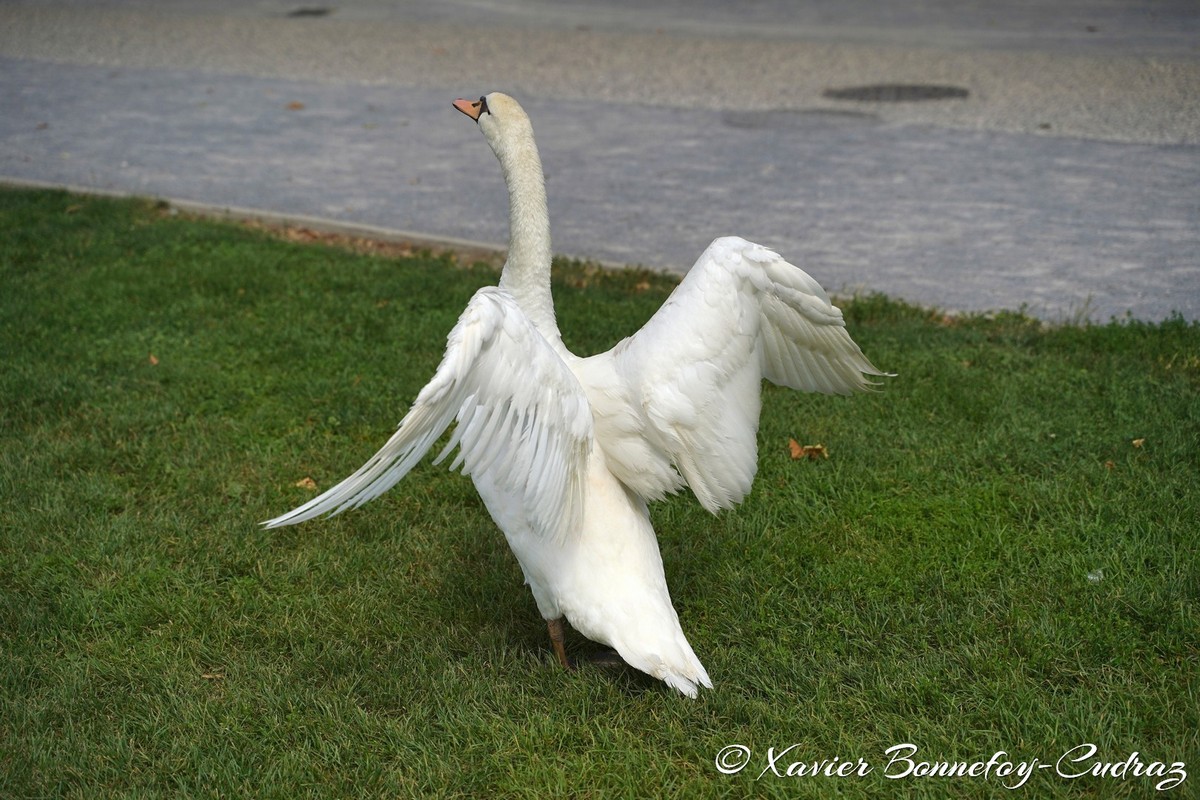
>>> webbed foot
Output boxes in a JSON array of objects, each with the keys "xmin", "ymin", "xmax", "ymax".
[{"xmin": 585, "ymin": 648, "xmax": 627, "ymax": 669}]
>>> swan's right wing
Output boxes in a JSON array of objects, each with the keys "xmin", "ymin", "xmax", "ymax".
[
  {"xmin": 264, "ymin": 287, "xmax": 593, "ymax": 543},
  {"xmin": 606, "ymin": 236, "xmax": 888, "ymax": 513}
]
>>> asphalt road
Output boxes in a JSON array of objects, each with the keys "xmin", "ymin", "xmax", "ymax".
[{"xmin": 2, "ymin": 0, "xmax": 1197, "ymax": 321}]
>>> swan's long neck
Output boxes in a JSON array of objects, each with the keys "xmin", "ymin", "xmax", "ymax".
[{"xmin": 494, "ymin": 129, "xmax": 561, "ymax": 345}]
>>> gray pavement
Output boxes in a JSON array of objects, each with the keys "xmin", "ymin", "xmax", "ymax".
[{"xmin": 2, "ymin": 0, "xmax": 1198, "ymax": 321}]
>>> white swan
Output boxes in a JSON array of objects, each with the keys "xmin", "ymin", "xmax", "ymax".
[{"xmin": 265, "ymin": 93, "xmax": 887, "ymax": 697}]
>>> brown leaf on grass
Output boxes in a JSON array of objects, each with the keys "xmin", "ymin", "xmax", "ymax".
[
  {"xmin": 1104, "ymin": 460, "xmax": 1116, "ymax": 471},
  {"xmin": 295, "ymin": 477, "xmax": 318, "ymax": 491},
  {"xmin": 148, "ymin": 353, "xmax": 159, "ymax": 366},
  {"xmin": 788, "ymin": 439, "xmax": 828, "ymax": 461},
  {"xmin": 1131, "ymin": 438, "xmax": 1145, "ymax": 448}
]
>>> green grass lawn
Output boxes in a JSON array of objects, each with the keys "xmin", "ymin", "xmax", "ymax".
[{"xmin": 2, "ymin": 188, "xmax": 1197, "ymax": 798}]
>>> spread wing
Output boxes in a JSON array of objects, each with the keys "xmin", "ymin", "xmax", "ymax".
[
  {"xmin": 264, "ymin": 286, "xmax": 593, "ymax": 543},
  {"xmin": 606, "ymin": 236, "xmax": 888, "ymax": 513}
]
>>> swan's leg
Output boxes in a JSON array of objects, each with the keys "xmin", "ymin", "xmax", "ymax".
[{"xmin": 547, "ymin": 617, "xmax": 574, "ymax": 670}]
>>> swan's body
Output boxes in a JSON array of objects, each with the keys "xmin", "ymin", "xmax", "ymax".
[{"xmin": 265, "ymin": 93, "xmax": 887, "ymax": 697}]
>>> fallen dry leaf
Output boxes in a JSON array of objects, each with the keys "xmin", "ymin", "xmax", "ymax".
[
  {"xmin": 1131, "ymin": 438, "xmax": 1145, "ymax": 448},
  {"xmin": 1104, "ymin": 460, "xmax": 1116, "ymax": 471},
  {"xmin": 148, "ymin": 353, "xmax": 159, "ymax": 366},
  {"xmin": 295, "ymin": 477, "xmax": 318, "ymax": 491},
  {"xmin": 789, "ymin": 439, "xmax": 829, "ymax": 461}
]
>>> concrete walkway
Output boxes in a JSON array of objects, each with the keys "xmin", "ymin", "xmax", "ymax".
[{"xmin": 2, "ymin": 0, "xmax": 1197, "ymax": 321}]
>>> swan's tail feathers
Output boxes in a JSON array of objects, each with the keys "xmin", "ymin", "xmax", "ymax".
[
  {"xmin": 657, "ymin": 642, "xmax": 710, "ymax": 695},
  {"xmin": 661, "ymin": 650, "xmax": 714, "ymax": 699},
  {"xmin": 611, "ymin": 632, "xmax": 712, "ymax": 699},
  {"xmin": 664, "ymin": 671, "xmax": 710, "ymax": 700}
]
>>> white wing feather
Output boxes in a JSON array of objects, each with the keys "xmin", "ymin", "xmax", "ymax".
[
  {"xmin": 264, "ymin": 287, "xmax": 593, "ymax": 543},
  {"xmin": 604, "ymin": 236, "xmax": 888, "ymax": 513}
]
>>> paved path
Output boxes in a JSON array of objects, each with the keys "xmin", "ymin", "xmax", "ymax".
[{"xmin": 2, "ymin": 1, "xmax": 1197, "ymax": 321}]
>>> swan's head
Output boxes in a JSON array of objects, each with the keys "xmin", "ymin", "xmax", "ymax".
[{"xmin": 452, "ymin": 92, "xmax": 535, "ymax": 157}]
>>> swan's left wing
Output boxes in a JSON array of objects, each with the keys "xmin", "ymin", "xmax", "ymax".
[
  {"xmin": 264, "ymin": 287, "xmax": 593, "ymax": 543},
  {"xmin": 606, "ymin": 236, "xmax": 887, "ymax": 513}
]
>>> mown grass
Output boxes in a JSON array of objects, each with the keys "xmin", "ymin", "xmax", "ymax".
[{"xmin": 1, "ymin": 188, "xmax": 1197, "ymax": 798}]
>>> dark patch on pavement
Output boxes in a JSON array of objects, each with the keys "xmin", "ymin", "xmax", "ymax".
[{"xmin": 823, "ymin": 84, "xmax": 970, "ymax": 102}]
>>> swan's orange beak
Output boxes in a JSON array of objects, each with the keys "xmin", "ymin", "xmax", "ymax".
[{"xmin": 453, "ymin": 98, "xmax": 484, "ymax": 121}]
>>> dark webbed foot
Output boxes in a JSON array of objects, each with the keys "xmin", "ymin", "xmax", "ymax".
[{"xmin": 585, "ymin": 648, "xmax": 627, "ymax": 669}]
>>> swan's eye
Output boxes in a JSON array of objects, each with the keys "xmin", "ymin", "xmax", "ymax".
[{"xmin": 478, "ymin": 96, "xmax": 490, "ymax": 116}]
